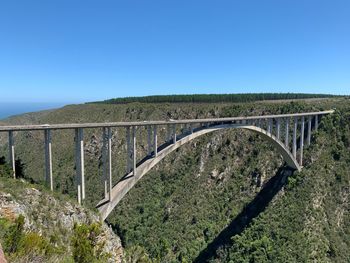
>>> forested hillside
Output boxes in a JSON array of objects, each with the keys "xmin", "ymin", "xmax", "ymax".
[
  {"xmin": 0, "ymin": 96, "xmax": 349, "ymax": 262},
  {"xmin": 92, "ymin": 93, "xmax": 337, "ymax": 105}
]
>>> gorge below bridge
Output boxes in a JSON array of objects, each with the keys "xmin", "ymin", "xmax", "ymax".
[{"xmin": 0, "ymin": 110, "xmax": 334, "ymax": 220}]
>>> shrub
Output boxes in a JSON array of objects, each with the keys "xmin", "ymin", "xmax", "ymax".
[
  {"xmin": 3, "ymin": 214, "xmax": 25, "ymax": 253},
  {"xmin": 71, "ymin": 222, "xmax": 110, "ymax": 263}
]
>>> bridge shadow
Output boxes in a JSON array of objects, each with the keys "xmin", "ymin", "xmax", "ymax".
[{"xmin": 193, "ymin": 165, "xmax": 294, "ymax": 263}]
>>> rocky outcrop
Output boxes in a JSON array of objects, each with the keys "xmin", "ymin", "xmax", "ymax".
[{"xmin": 0, "ymin": 186, "xmax": 123, "ymax": 262}]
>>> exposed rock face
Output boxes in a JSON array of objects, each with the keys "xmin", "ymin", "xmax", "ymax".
[{"xmin": 0, "ymin": 187, "xmax": 123, "ymax": 263}]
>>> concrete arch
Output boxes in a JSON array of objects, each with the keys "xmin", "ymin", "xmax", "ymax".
[{"xmin": 97, "ymin": 123, "xmax": 300, "ymax": 220}]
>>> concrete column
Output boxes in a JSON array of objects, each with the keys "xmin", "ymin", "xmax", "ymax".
[
  {"xmin": 300, "ymin": 116, "xmax": 305, "ymax": 166},
  {"xmin": 102, "ymin": 127, "xmax": 108, "ymax": 198},
  {"xmin": 153, "ymin": 125, "xmax": 157, "ymax": 157},
  {"xmin": 126, "ymin": 127, "xmax": 131, "ymax": 173},
  {"xmin": 44, "ymin": 129, "xmax": 53, "ymax": 191},
  {"xmin": 315, "ymin": 115, "xmax": 318, "ymax": 131},
  {"xmin": 75, "ymin": 129, "xmax": 81, "ymax": 204},
  {"xmin": 276, "ymin": 118, "xmax": 280, "ymax": 140},
  {"xmin": 132, "ymin": 126, "xmax": 137, "ymax": 177},
  {"xmin": 172, "ymin": 124, "xmax": 176, "ymax": 143},
  {"xmin": 107, "ymin": 127, "xmax": 112, "ymax": 201},
  {"xmin": 257, "ymin": 119, "xmax": 261, "ymax": 128},
  {"xmin": 182, "ymin": 123, "xmax": 190, "ymax": 135},
  {"xmin": 307, "ymin": 116, "xmax": 312, "ymax": 146},
  {"xmin": 285, "ymin": 117, "xmax": 290, "ymax": 148},
  {"xmin": 8, "ymin": 131, "xmax": 15, "ymax": 178},
  {"xmin": 267, "ymin": 119, "xmax": 272, "ymax": 134},
  {"xmin": 166, "ymin": 125, "xmax": 171, "ymax": 141},
  {"xmin": 190, "ymin": 124, "xmax": 194, "ymax": 134},
  {"xmin": 79, "ymin": 128, "xmax": 85, "ymax": 200},
  {"xmin": 80, "ymin": 129, "xmax": 85, "ymax": 200},
  {"xmin": 292, "ymin": 117, "xmax": 297, "ymax": 158},
  {"xmin": 147, "ymin": 125, "xmax": 152, "ymax": 155}
]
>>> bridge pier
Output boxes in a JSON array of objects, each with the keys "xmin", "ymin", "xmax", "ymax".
[
  {"xmin": 300, "ymin": 116, "xmax": 305, "ymax": 166},
  {"xmin": 102, "ymin": 128, "xmax": 108, "ymax": 198},
  {"xmin": 126, "ymin": 127, "xmax": 131, "ymax": 173},
  {"xmin": 276, "ymin": 118, "xmax": 280, "ymax": 140},
  {"xmin": 285, "ymin": 117, "xmax": 289, "ymax": 149},
  {"xmin": 8, "ymin": 131, "xmax": 15, "ymax": 178},
  {"xmin": 292, "ymin": 117, "xmax": 297, "ymax": 158},
  {"xmin": 257, "ymin": 119, "xmax": 261, "ymax": 128},
  {"xmin": 166, "ymin": 125, "xmax": 171, "ymax": 142},
  {"xmin": 75, "ymin": 128, "xmax": 85, "ymax": 204},
  {"xmin": 267, "ymin": 118, "xmax": 272, "ymax": 134},
  {"xmin": 107, "ymin": 127, "xmax": 112, "ymax": 201},
  {"xmin": 172, "ymin": 124, "xmax": 176, "ymax": 143},
  {"xmin": 44, "ymin": 129, "xmax": 53, "ymax": 191},
  {"xmin": 132, "ymin": 126, "xmax": 137, "ymax": 177},
  {"xmin": 307, "ymin": 116, "xmax": 312, "ymax": 146},
  {"xmin": 315, "ymin": 115, "xmax": 318, "ymax": 131},
  {"xmin": 147, "ymin": 125, "xmax": 152, "ymax": 155},
  {"xmin": 153, "ymin": 125, "xmax": 158, "ymax": 157}
]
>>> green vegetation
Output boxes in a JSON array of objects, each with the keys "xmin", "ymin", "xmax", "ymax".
[
  {"xmin": 0, "ymin": 96, "xmax": 349, "ymax": 262},
  {"xmin": 0, "ymin": 162, "xmax": 117, "ymax": 263},
  {"xmin": 91, "ymin": 93, "xmax": 338, "ymax": 104},
  {"xmin": 0, "ymin": 213, "xmax": 65, "ymax": 262},
  {"xmin": 209, "ymin": 110, "xmax": 350, "ymax": 262},
  {"xmin": 0, "ymin": 212, "xmax": 111, "ymax": 262},
  {"xmin": 71, "ymin": 222, "xmax": 110, "ymax": 263}
]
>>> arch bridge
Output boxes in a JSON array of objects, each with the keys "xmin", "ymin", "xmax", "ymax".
[{"xmin": 0, "ymin": 110, "xmax": 333, "ymax": 220}]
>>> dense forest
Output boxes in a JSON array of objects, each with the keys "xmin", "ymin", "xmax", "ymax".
[
  {"xmin": 91, "ymin": 93, "xmax": 338, "ymax": 105},
  {"xmin": 0, "ymin": 96, "xmax": 349, "ymax": 262}
]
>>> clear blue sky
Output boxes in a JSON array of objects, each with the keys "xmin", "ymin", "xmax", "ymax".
[{"xmin": 0, "ymin": 0, "xmax": 349, "ymax": 103}]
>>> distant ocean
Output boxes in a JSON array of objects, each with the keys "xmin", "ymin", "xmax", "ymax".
[{"xmin": 0, "ymin": 102, "xmax": 68, "ymax": 120}]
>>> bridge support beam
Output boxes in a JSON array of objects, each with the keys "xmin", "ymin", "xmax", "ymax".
[
  {"xmin": 102, "ymin": 128, "xmax": 108, "ymax": 198},
  {"xmin": 285, "ymin": 117, "xmax": 289, "ymax": 149},
  {"xmin": 75, "ymin": 128, "xmax": 85, "ymax": 204},
  {"xmin": 126, "ymin": 127, "xmax": 131, "ymax": 173},
  {"xmin": 153, "ymin": 125, "xmax": 157, "ymax": 157},
  {"xmin": 8, "ymin": 131, "xmax": 15, "ymax": 178},
  {"xmin": 107, "ymin": 127, "xmax": 112, "ymax": 201},
  {"xmin": 307, "ymin": 116, "xmax": 312, "ymax": 146},
  {"xmin": 267, "ymin": 119, "xmax": 272, "ymax": 134},
  {"xmin": 147, "ymin": 125, "xmax": 152, "ymax": 155},
  {"xmin": 44, "ymin": 129, "xmax": 53, "ymax": 191},
  {"xmin": 292, "ymin": 117, "xmax": 297, "ymax": 158},
  {"xmin": 300, "ymin": 116, "xmax": 305, "ymax": 166},
  {"xmin": 172, "ymin": 124, "xmax": 176, "ymax": 143},
  {"xmin": 276, "ymin": 118, "xmax": 280, "ymax": 140},
  {"xmin": 166, "ymin": 125, "xmax": 171, "ymax": 142},
  {"xmin": 132, "ymin": 126, "xmax": 137, "ymax": 177},
  {"xmin": 315, "ymin": 115, "xmax": 318, "ymax": 131}
]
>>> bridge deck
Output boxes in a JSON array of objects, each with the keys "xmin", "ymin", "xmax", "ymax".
[{"xmin": 0, "ymin": 110, "xmax": 334, "ymax": 131}]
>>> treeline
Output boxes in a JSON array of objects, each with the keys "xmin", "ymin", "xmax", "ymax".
[{"xmin": 91, "ymin": 93, "xmax": 337, "ymax": 105}]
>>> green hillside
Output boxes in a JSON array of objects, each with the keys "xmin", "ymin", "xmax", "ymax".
[
  {"xmin": 0, "ymin": 96, "xmax": 349, "ymax": 262},
  {"xmin": 91, "ymin": 93, "xmax": 338, "ymax": 105}
]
